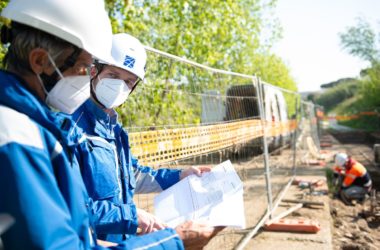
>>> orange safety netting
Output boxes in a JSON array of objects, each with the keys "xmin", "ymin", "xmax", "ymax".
[{"xmin": 129, "ymin": 119, "xmax": 297, "ymax": 166}]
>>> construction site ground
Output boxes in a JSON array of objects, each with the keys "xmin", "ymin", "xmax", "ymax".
[
  {"xmin": 136, "ymin": 129, "xmax": 380, "ymax": 250},
  {"xmin": 249, "ymin": 131, "xmax": 380, "ymax": 250}
]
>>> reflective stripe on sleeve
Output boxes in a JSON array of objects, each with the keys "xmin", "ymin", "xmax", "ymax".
[{"xmin": 364, "ymin": 179, "xmax": 372, "ymax": 187}]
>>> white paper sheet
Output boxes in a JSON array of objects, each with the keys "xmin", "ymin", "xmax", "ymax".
[{"xmin": 154, "ymin": 160, "xmax": 245, "ymax": 228}]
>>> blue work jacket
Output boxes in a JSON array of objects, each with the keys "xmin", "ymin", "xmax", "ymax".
[
  {"xmin": 72, "ymin": 99, "xmax": 182, "ymax": 242},
  {"xmin": 0, "ymin": 70, "xmax": 183, "ymax": 250}
]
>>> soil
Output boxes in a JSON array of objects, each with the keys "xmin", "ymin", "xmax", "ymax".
[
  {"xmin": 328, "ymin": 132, "xmax": 380, "ymax": 250},
  {"xmin": 244, "ymin": 131, "xmax": 380, "ymax": 250},
  {"xmin": 136, "ymin": 131, "xmax": 380, "ymax": 250}
]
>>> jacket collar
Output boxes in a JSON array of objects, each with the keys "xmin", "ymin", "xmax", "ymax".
[
  {"xmin": 82, "ymin": 99, "xmax": 118, "ymax": 139},
  {"xmin": 346, "ymin": 158, "xmax": 356, "ymax": 170}
]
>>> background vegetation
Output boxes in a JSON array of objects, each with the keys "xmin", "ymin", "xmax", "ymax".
[
  {"xmin": 103, "ymin": 0, "xmax": 298, "ymax": 127},
  {"xmin": 308, "ymin": 78, "xmax": 359, "ymax": 113},
  {"xmin": 0, "ymin": 0, "xmax": 298, "ymax": 127},
  {"xmin": 307, "ymin": 17, "xmax": 380, "ymax": 131}
]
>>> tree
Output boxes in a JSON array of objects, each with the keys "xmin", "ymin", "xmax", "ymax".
[
  {"xmin": 338, "ymin": 17, "xmax": 380, "ymax": 112},
  {"xmin": 0, "ymin": 0, "xmax": 298, "ymax": 126},
  {"xmin": 339, "ymin": 17, "xmax": 379, "ymax": 64},
  {"xmin": 106, "ymin": 0, "xmax": 279, "ymax": 73},
  {"xmin": 0, "ymin": 0, "xmax": 10, "ymax": 66},
  {"xmin": 103, "ymin": 0, "xmax": 298, "ymax": 126}
]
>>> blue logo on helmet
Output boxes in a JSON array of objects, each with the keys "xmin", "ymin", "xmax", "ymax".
[{"xmin": 123, "ymin": 55, "xmax": 135, "ymax": 68}]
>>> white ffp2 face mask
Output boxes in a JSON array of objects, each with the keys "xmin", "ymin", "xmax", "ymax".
[
  {"xmin": 37, "ymin": 53, "xmax": 91, "ymax": 114},
  {"xmin": 45, "ymin": 75, "xmax": 91, "ymax": 114},
  {"xmin": 94, "ymin": 78, "xmax": 131, "ymax": 108}
]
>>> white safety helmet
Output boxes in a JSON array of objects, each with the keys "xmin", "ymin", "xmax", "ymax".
[
  {"xmin": 1, "ymin": 0, "xmax": 113, "ymax": 63},
  {"xmin": 110, "ymin": 33, "xmax": 147, "ymax": 80},
  {"xmin": 335, "ymin": 153, "xmax": 348, "ymax": 167}
]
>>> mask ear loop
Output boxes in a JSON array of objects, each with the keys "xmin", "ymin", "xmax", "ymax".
[
  {"xmin": 36, "ymin": 74, "xmax": 49, "ymax": 98},
  {"xmin": 90, "ymin": 62, "xmax": 107, "ymax": 108},
  {"xmin": 36, "ymin": 52, "xmax": 65, "ymax": 99},
  {"xmin": 46, "ymin": 53, "xmax": 64, "ymax": 79},
  {"xmin": 44, "ymin": 47, "xmax": 82, "ymax": 87}
]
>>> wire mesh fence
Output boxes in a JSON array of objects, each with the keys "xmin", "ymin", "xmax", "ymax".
[{"xmin": 117, "ymin": 46, "xmax": 321, "ymax": 249}]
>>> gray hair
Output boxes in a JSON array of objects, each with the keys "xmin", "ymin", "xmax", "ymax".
[{"xmin": 4, "ymin": 22, "xmax": 74, "ymax": 75}]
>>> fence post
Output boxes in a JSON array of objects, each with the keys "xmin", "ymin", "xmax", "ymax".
[
  {"xmin": 374, "ymin": 144, "xmax": 380, "ymax": 167},
  {"xmin": 292, "ymin": 96, "xmax": 299, "ymax": 176},
  {"xmin": 255, "ymin": 77, "xmax": 273, "ymax": 215}
]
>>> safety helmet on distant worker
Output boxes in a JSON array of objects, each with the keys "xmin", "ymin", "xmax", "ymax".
[
  {"xmin": 1, "ymin": 0, "xmax": 113, "ymax": 63},
  {"xmin": 335, "ymin": 153, "xmax": 348, "ymax": 167}
]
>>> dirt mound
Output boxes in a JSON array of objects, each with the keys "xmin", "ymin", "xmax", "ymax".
[{"xmin": 330, "ymin": 198, "xmax": 380, "ymax": 250}]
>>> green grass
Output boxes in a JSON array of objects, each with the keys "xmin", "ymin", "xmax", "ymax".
[
  {"xmin": 325, "ymin": 168, "xmax": 337, "ymax": 194},
  {"xmin": 330, "ymin": 96, "xmax": 360, "ymax": 114},
  {"xmin": 329, "ymin": 95, "xmax": 380, "ymax": 131},
  {"xmin": 339, "ymin": 117, "xmax": 380, "ymax": 131}
]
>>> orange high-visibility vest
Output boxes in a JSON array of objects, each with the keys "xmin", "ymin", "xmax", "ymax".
[{"xmin": 342, "ymin": 161, "xmax": 371, "ymax": 188}]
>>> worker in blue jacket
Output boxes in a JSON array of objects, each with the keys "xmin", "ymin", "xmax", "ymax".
[
  {"xmin": 0, "ymin": 0, "xmax": 219, "ymax": 249},
  {"xmin": 72, "ymin": 33, "xmax": 212, "ymax": 243}
]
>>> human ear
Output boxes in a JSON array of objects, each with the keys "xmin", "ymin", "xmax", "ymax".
[{"xmin": 29, "ymin": 48, "xmax": 50, "ymax": 75}]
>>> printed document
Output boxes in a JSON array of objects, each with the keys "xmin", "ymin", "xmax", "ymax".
[{"xmin": 154, "ymin": 160, "xmax": 245, "ymax": 228}]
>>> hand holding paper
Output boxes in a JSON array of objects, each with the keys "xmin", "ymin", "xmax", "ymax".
[
  {"xmin": 175, "ymin": 221, "xmax": 225, "ymax": 250},
  {"xmin": 154, "ymin": 160, "xmax": 245, "ymax": 228}
]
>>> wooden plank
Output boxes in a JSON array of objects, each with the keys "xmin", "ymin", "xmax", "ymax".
[
  {"xmin": 266, "ymin": 203, "xmax": 303, "ymax": 225},
  {"xmin": 264, "ymin": 218, "xmax": 321, "ymax": 233},
  {"xmin": 282, "ymin": 199, "xmax": 324, "ymax": 206}
]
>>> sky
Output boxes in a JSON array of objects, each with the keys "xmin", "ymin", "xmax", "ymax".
[{"xmin": 273, "ymin": 0, "xmax": 380, "ymax": 92}]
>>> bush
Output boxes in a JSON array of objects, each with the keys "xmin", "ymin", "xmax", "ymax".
[{"xmin": 313, "ymin": 80, "xmax": 358, "ymax": 113}]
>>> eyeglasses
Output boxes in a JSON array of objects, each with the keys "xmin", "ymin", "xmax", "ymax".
[
  {"xmin": 74, "ymin": 64, "xmax": 92, "ymax": 76},
  {"xmin": 124, "ymin": 78, "xmax": 140, "ymax": 90}
]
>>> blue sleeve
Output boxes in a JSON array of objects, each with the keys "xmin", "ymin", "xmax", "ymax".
[
  {"xmin": 74, "ymin": 140, "xmax": 139, "ymax": 235},
  {"xmin": 89, "ymin": 199, "xmax": 138, "ymax": 235},
  {"xmin": 131, "ymin": 156, "xmax": 182, "ymax": 194},
  {"xmin": 0, "ymin": 143, "xmax": 86, "ymax": 250},
  {"xmin": 120, "ymin": 128, "xmax": 182, "ymax": 194},
  {"xmin": 106, "ymin": 228, "xmax": 184, "ymax": 250},
  {"xmin": 0, "ymin": 143, "xmax": 185, "ymax": 250}
]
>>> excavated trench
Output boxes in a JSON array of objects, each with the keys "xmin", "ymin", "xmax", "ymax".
[{"xmin": 329, "ymin": 130, "xmax": 380, "ymax": 191}]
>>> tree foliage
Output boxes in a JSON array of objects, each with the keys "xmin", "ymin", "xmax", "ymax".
[
  {"xmin": 106, "ymin": 0, "xmax": 280, "ymax": 72},
  {"xmin": 0, "ymin": 0, "xmax": 9, "ymax": 66},
  {"xmin": 359, "ymin": 62, "xmax": 380, "ymax": 108},
  {"xmin": 103, "ymin": 0, "xmax": 298, "ymax": 90},
  {"xmin": 340, "ymin": 17, "xmax": 379, "ymax": 64},
  {"xmin": 339, "ymin": 17, "xmax": 380, "ymax": 115},
  {"xmin": 312, "ymin": 80, "xmax": 358, "ymax": 113},
  {"xmin": 0, "ymin": 0, "xmax": 298, "ymax": 127},
  {"xmin": 103, "ymin": 0, "xmax": 298, "ymax": 127}
]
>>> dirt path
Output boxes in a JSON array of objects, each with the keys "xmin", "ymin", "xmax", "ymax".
[
  {"xmin": 249, "ymin": 172, "xmax": 333, "ymax": 250},
  {"xmin": 138, "ymin": 131, "xmax": 380, "ymax": 250},
  {"xmin": 247, "ymin": 132, "xmax": 380, "ymax": 250}
]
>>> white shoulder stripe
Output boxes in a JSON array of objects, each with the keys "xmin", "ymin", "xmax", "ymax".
[{"xmin": 0, "ymin": 105, "xmax": 44, "ymax": 149}]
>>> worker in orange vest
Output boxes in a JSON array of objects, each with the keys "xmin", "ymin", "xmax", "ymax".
[{"xmin": 333, "ymin": 153, "xmax": 372, "ymax": 205}]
